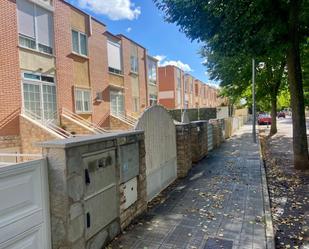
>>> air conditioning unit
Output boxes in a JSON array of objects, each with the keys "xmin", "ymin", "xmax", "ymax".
[{"xmin": 95, "ymin": 92, "xmax": 103, "ymax": 102}]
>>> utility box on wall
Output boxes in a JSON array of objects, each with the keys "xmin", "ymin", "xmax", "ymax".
[
  {"xmin": 122, "ymin": 177, "xmax": 138, "ymax": 209},
  {"xmin": 119, "ymin": 143, "xmax": 139, "ymax": 183},
  {"xmin": 82, "ymin": 149, "xmax": 118, "ymax": 239},
  {"xmin": 119, "ymin": 142, "xmax": 139, "ymax": 209}
]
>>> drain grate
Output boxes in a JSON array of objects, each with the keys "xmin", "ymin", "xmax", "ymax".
[{"xmin": 204, "ymin": 237, "xmax": 233, "ymax": 249}]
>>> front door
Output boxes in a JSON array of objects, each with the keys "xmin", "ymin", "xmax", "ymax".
[{"xmin": 110, "ymin": 90, "xmax": 124, "ymax": 116}]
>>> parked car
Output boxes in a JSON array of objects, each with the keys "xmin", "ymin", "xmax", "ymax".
[
  {"xmin": 258, "ymin": 114, "xmax": 272, "ymax": 125},
  {"xmin": 277, "ymin": 111, "xmax": 286, "ymax": 118}
]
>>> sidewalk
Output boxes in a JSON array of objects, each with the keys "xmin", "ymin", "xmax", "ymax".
[{"xmin": 108, "ymin": 124, "xmax": 268, "ymax": 249}]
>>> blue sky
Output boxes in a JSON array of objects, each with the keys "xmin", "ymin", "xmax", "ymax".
[{"xmin": 67, "ymin": 0, "xmax": 214, "ymax": 84}]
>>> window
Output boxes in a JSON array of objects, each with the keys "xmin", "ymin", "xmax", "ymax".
[
  {"xmin": 110, "ymin": 90, "xmax": 124, "ymax": 116},
  {"xmin": 22, "ymin": 72, "xmax": 57, "ymax": 121},
  {"xmin": 147, "ymin": 58, "xmax": 157, "ymax": 83},
  {"xmin": 17, "ymin": 0, "xmax": 53, "ymax": 54},
  {"xmin": 75, "ymin": 88, "xmax": 92, "ymax": 113},
  {"xmin": 72, "ymin": 30, "xmax": 88, "ymax": 56},
  {"xmin": 107, "ymin": 39, "xmax": 122, "ymax": 74},
  {"xmin": 130, "ymin": 45, "xmax": 138, "ymax": 73},
  {"xmin": 149, "ymin": 94, "xmax": 157, "ymax": 106},
  {"xmin": 190, "ymin": 80, "xmax": 193, "ymax": 93}
]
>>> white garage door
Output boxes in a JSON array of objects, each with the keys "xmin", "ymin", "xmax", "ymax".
[{"xmin": 0, "ymin": 159, "xmax": 51, "ymax": 249}]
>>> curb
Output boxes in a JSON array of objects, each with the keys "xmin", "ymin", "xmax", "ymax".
[{"xmin": 257, "ymin": 134, "xmax": 275, "ymax": 249}]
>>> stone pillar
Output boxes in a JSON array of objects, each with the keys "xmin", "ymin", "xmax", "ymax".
[
  {"xmin": 40, "ymin": 131, "xmax": 146, "ymax": 249},
  {"xmin": 190, "ymin": 121, "xmax": 208, "ymax": 163},
  {"xmin": 175, "ymin": 123, "xmax": 192, "ymax": 178}
]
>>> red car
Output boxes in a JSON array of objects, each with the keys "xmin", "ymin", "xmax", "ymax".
[{"xmin": 258, "ymin": 114, "xmax": 272, "ymax": 125}]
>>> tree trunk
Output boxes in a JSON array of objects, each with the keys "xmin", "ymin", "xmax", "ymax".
[
  {"xmin": 269, "ymin": 95, "xmax": 277, "ymax": 136},
  {"xmin": 287, "ymin": 0, "xmax": 309, "ymax": 169}
]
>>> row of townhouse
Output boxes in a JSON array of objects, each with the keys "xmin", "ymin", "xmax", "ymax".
[
  {"xmin": 157, "ymin": 65, "xmax": 227, "ymax": 109},
  {"xmin": 0, "ymin": 0, "xmax": 159, "ymax": 154}
]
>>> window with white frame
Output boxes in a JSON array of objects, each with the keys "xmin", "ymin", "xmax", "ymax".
[
  {"xmin": 17, "ymin": 0, "xmax": 53, "ymax": 54},
  {"xmin": 107, "ymin": 39, "xmax": 122, "ymax": 75},
  {"xmin": 72, "ymin": 30, "xmax": 88, "ymax": 56},
  {"xmin": 130, "ymin": 44, "xmax": 138, "ymax": 73},
  {"xmin": 147, "ymin": 58, "xmax": 157, "ymax": 83},
  {"xmin": 75, "ymin": 88, "xmax": 92, "ymax": 113},
  {"xmin": 149, "ymin": 94, "xmax": 157, "ymax": 106},
  {"xmin": 22, "ymin": 72, "xmax": 57, "ymax": 121}
]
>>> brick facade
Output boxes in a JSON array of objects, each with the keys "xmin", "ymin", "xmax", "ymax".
[
  {"xmin": 158, "ymin": 65, "xmax": 226, "ymax": 110},
  {"xmin": 89, "ymin": 20, "xmax": 110, "ymax": 126},
  {"xmin": 0, "ymin": 0, "xmax": 21, "ymax": 136}
]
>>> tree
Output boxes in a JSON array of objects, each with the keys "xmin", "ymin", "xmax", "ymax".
[
  {"xmin": 205, "ymin": 50, "xmax": 286, "ymax": 136},
  {"xmin": 154, "ymin": 0, "xmax": 309, "ymax": 169}
]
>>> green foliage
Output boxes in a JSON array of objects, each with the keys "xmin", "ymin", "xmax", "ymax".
[{"xmin": 154, "ymin": 0, "xmax": 308, "ymax": 58}]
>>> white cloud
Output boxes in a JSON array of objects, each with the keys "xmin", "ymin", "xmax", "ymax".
[
  {"xmin": 154, "ymin": 55, "xmax": 192, "ymax": 72},
  {"xmin": 126, "ymin": 27, "xmax": 132, "ymax": 33},
  {"xmin": 77, "ymin": 0, "xmax": 141, "ymax": 20},
  {"xmin": 206, "ymin": 82, "xmax": 220, "ymax": 89},
  {"xmin": 154, "ymin": 55, "xmax": 166, "ymax": 63}
]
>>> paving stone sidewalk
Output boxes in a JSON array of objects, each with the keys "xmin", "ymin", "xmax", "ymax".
[{"xmin": 109, "ymin": 124, "xmax": 268, "ymax": 249}]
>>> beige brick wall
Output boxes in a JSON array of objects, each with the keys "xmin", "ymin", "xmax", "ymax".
[
  {"xmin": 19, "ymin": 116, "xmax": 57, "ymax": 154},
  {"xmin": 0, "ymin": 135, "xmax": 21, "ymax": 149},
  {"xmin": 110, "ymin": 115, "xmax": 133, "ymax": 131},
  {"xmin": 60, "ymin": 115, "xmax": 94, "ymax": 135}
]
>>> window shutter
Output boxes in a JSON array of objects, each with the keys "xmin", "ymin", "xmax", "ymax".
[
  {"xmin": 17, "ymin": 0, "xmax": 35, "ymax": 38},
  {"xmin": 36, "ymin": 6, "xmax": 53, "ymax": 47},
  {"xmin": 107, "ymin": 40, "xmax": 122, "ymax": 71}
]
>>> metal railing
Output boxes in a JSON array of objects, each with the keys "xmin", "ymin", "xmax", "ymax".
[
  {"xmin": 110, "ymin": 112, "xmax": 137, "ymax": 127},
  {"xmin": 61, "ymin": 108, "xmax": 108, "ymax": 134},
  {"xmin": 0, "ymin": 153, "xmax": 42, "ymax": 165},
  {"xmin": 21, "ymin": 108, "xmax": 72, "ymax": 138},
  {"xmin": 0, "ymin": 108, "xmax": 20, "ymax": 130}
]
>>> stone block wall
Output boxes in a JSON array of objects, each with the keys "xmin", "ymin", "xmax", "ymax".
[
  {"xmin": 175, "ymin": 123, "xmax": 192, "ymax": 178},
  {"xmin": 40, "ymin": 131, "xmax": 146, "ymax": 249},
  {"xmin": 190, "ymin": 121, "xmax": 208, "ymax": 163},
  {"xmin": 210, "ymin": 119, "xmax": 224, "ymax": 149}
]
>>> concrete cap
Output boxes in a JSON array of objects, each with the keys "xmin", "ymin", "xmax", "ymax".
[{"xmin": 38, "ymin": 130, "xmax": 144, "ymax": 149}]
